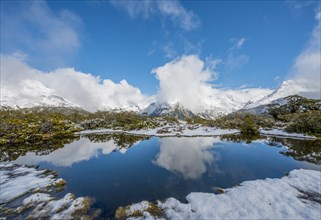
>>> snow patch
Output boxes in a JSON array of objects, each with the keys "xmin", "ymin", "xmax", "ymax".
[
  {"xmin": 0, "ymin": 165, "xmax": 55, "ymax": 203},
  {"xmin": 77, "ymin": 126, "xmax": 315, "ymax": 140},
  {"xmin": 0, "ymin": 163, "xmax": 94, "ymax": 219},
  {"xmin": 22, "ymin": 193, "xmax": 53, "ymax": 206},
  {"xmin": 77, "ymin": 125, "xmax": 239, "ymax": 137},
  {"xmin": 245, "ymin": 80, "xmax": 319, "ymax": 109},
  {"xmin": 126, "ymin": 169, "xmax": 321, "ymax": 219},
  {"xmin": 260, "ymin": 129, "xmax": 316, "ymax": 139}
]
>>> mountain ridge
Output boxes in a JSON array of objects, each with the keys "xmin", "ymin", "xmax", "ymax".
[{"xmin": 2, "ymin": 79, "xmax": 319, "ymax": 119}]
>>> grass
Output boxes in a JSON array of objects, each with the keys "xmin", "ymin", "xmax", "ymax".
[
  {"xmin": 146, "ymin": 202, "xmax": 163, "ymax": 217},
  {"xmin": 1, "ymin": 94, "xmax": 320, "ymax": 147},
  {"xmin": 114, "ymin": 207, "xmax": 128, "ymax": 220}
]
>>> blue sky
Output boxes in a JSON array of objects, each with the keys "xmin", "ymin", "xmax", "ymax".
[{"xmin": 1, "ymin": 0, "xmax": 319, "ymax": 95}]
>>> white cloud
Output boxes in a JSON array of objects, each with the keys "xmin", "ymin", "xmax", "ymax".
[
  {"xmin": 286, "ymin": 0, "xmax": 315, "ymax": 13},
  {"xmin": 1, "ymin": 55, "xmax": 151, "ymax": 111},
  {"xmin": 287, "ymin": 10, "xmax": 321, "ymax": 99},
  {"xmin": 225, "ymin": 37, "xmax": 249, "ymax": 70},
  {"xmin": 274, "ymin": 76, "xmax": 281, "ymax": 81},
  {"xmin": 157, "ymin": 0, "xmax": 200, "ymax": 31},
  {"xmin": 236, "ymin": 38, "xmax": 246, "ymax": 49},
  {"xmin": 0, "ymin": 0, "xmax": 82, "ymax": 68},
  {"xmin": 1, "ymin": 54, "xmax": 271, "ymax": 114},
  {"xmin": 152, "ymin": 55, "xmax": 213, "ymax": 112},
  {"xmin": 239, "ymin": 84, "xmax": 249, "ymax": 89},
  {"xmin": 110, "ymin": 0, "xmax": 154, "ymax": 19},
  {"xmin": 316, "ymin": 11, "xmax": 321, "ymax": 20},
  {"xmin": 147, "ymin": 37, "xmax": 203, "ymax": 60},
  {"xmin": 182, "ymin": 39, "xmax": 203, "ymax": 55},
  {"xmin": 152, "ymin": 55, "xmax": 272, "ymax": 113},
  {"xmin": 162, "ymin": 43, "xmax": 177, "ymax": 59},
  {"xmin": 111, "ymin": 0, "xmax": 200, "ymax": 31},
  {"xmin": 225, "ymin": 54, "xmax": 249, "ymax": 70},
  {"xmin": 205, "ymin": 56, "xmax": 222, "ymax": 78},
  {"xmin": 229, "ymin": 37, "xmax": 247, "ymax": 50}
]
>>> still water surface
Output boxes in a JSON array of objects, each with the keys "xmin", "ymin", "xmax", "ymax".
[{"xmin": 10, "ymin": 134, "xmax": 321, "ymax": 217}]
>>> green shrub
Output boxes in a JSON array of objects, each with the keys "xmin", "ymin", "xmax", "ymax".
[
  {"xmin": 285, "ymin": 111, "xmax": 321, "ymax": 136},
  {"xmin": 240, "ymin": 116, "xmax": 259, "ymax": 135}
]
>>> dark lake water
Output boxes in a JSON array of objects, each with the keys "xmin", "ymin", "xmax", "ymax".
[{"xmin": 6, "ymin": 133, "xmax": 321, "ymax": 218}]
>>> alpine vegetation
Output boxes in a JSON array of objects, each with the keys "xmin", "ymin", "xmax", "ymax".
[{"xmin": 1, "ymin": 1, "xmax": 320, "ymax": 219}]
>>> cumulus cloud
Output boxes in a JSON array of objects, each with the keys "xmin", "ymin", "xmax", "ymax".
[
  {"xmin": 287, "ymin": 10, "xmax": 321, "ymax": 98},
  {"xmin": 152, "ymin": 55, "xmax": 271, "ymax": 113},
  {"xmin": 0, "ymin": 0, "xmax": 82, "ymax": 68},
  {"xmin": 111, "ymin": 0, "xmax": 200, "ymax": 31},
  {"xmin": 1, "ymin": 52, "xmax": 273, "ymax": 114},
  {"xmin": 152, "ymin": 55, "xmax": 214, "ymax": 112},
  {"xmin": 1, "ymin": 55, "xmax": 151, "ymax": 111},
  {"xmin": 1, "ymin": 54, "xmax": 270, "ymax": 114}
]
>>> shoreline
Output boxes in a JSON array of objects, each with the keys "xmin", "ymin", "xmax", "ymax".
[
  {"xmin": 76, "ymin": 126, "xmax": 316, "ymax": 140},
  {"xmin": 117, "ymin": 169, "xmax": 321, "ymax": 219}
]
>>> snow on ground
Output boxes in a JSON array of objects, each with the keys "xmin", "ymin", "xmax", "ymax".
[
  {"xmin": 260, "ymin": 129, "xmax": 316, "ymax": 139},
  {"xmin": 77, "ymin": 125, "xmax": 316, "ymax": 140},
  {"xmin": 0, "ymin": 164, "xmax": 55, "ymax": 203},
  {"xmin": 28, "ymin": 193, "xmax": 91, "ymax": 219},
  {"xmin": 0, "ymin": 163, "xmax": 95, "ymax": 219},
  {"xmin": 77, "ymin": 125, "xmax": 239, "ymax": 137},
  {"xmin": 122, "ymin": 169, "xmax": 321, "ymax": 219},
  {"xmin": 22, "ymin": 193, "xmax": 53, "ymax": 206}
]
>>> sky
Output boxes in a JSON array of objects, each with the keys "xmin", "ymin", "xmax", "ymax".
[{"xmin": 1, "ymin": 0, "xmax": 320, "ymax": 111}]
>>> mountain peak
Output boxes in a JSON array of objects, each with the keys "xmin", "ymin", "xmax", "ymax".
[
  {"xmin": 141, "ymin": 101, "xmax": 195, "ymax": 119},
  {"xmin": 243, "ymin": 79, "xmax": 318, "ymax": 109},
  {"xmin": 0, "ymin": 94, "xmax": 81, "ymax": 110}
]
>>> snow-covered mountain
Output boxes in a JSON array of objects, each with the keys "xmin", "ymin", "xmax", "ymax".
[
  {"xmin": 244, "ymin": 80, "xmax": 320, "ymax": 109},
  {"xmin": 239, "ymin": 94, "xmax": 321, "ymax": 116},
  {"xmin": 142, "ymin": 101, "xmax": 195, "ymax": 119},
  {"xmin": 142, "ymin": 100, "xmax": 246, "ymax": 119},
  {"xmin": 1, "ymin": 77, "xmax": 147, "ymax": 112},
  {"xmin": 2, "ymin": 77, "xmax": 318, "ymax": 118},
  {"xmin": 141, "ymin": 79, "xmax": 320, "ymax": 119},
  {"xmin": 38, "ymin": 95, "xmax": 80, "ymax": 108},
  {"xmin": 0, "ymin": 94, "xmax": 81, "ymax": 109},
  {"xmin": 104, "ymin": 103, "xmax": 148, "ymax": 113},
  {"xmin": 142, "ymin": 88, "xmax": 272, "ymax": 119},
  {"xmin": 1, "ymin": 93, "xmax": 147, "ymax": 113}
]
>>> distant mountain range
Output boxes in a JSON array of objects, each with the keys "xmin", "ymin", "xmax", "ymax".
[
  {"xmin": 141, "ymin": 79, "xmax": 320, "ymax": 119},
  {"xmin": 1, "ymin": 94, "xmax": 80, "ymax": 109},
  {"xmin": 243, "ymin": 79, "xmax": 319, "ymax": 109},
  {"xmin": 1, "ymin": 79, "xmax": 319, "ymax": 119}
]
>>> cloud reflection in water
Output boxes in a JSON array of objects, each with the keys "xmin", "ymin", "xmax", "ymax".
[{"xmin": 153, "ymin": 137, "xmax": 221, "ymax": 179}]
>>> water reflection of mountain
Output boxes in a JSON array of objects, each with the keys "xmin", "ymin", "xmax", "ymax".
[
  {"xmin": 10, "ymin": 134, "xmax": 148, "ymax": 167},
  {"xmin": 153, "ymin": 137, "xmax": 221, "ymax": 179}
]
